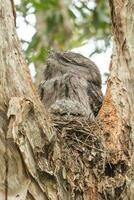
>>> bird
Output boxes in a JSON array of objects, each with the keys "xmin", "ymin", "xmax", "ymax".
[{"xmin": 39, "ymin": 51, "xmax": 103, "ymax": 119}]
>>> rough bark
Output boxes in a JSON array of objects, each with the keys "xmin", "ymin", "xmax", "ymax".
[
  {"xmin": 0, "ymin": 1, "xmax": 54, "ymax": 199},
  {"xmin": 99, "ymin": 0, "xmax": 134, "ymax": 199},
  {"xmin": 0, "ymin": 1, "xmax": 101, "ymax": 199},
  {"xmin": 100, "ymin": 0, "xmax": 133, "ymax": 152},
  {"xmin": 0, "ymin": 0, "xmax": 134, "ymax": 200}
]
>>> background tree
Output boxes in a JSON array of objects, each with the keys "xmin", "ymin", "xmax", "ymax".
[
  {"xmin": 16, "ymin": 0, "xmax": 111, "ymax": 84},
  {"xmin": 0, "ymin": 0, "xmax": 134, "ymax": 199}
]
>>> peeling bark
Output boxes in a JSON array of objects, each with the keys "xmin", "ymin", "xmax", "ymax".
[
  {"xmin": 0, "ymin": 0, "xmax": 134, "ymax": 200},
  {"xmin": 0, "ymin": 1, "xmax": 53, "ymax": 199},
  {"xmin": 99, "ymin": 0, "xmax": 133, "ymax": 151},
  {"xmin": 99, "ymin": 0, "xmax": 134, "ymax": 198}
]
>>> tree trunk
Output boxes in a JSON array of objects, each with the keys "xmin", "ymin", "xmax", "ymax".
[
  {"xmin": 99, "ymin": 0, "xmax": 134, "ymax": 199},
  {"xmin": 0, "ymin": 1, "xmax": 54, "ymax": 199},
  {"xmin": 0, "ymin": 0, "xmax": 134, "ymax": 200}
]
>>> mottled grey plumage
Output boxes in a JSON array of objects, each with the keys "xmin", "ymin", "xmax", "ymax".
[{"xmin": 39, "ymin": 51, "xmax": 103, "ymax": 119}]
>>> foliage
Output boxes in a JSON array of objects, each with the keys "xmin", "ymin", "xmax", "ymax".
[{"xmin": 16, "ymin": 0, "xmax": 111, "ymax": 73}]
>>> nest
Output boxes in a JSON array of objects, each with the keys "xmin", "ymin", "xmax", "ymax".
[
  {"xmin": 51, "ymin": 115, "xmax": 105, "ymax": 194},
  {"xmin": 53, "ymin": 115, "xmax": 105, "ymax": 164}
]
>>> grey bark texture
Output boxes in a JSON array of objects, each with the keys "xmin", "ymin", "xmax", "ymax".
[{"xmin": 0, "ymin": 0, "xmax": 134, "ymax": 200}]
